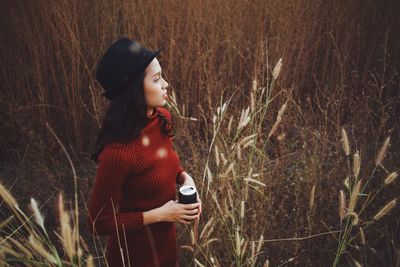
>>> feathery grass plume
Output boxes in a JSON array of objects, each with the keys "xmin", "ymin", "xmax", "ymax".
[
  {"xmin": 235, "ymin": 226, "xmax": 241, "ymax": 257},
  {"xmin": 30, "ymin": 198, "xmax": 45, "ymax": 232},
  {"xmin": 252, "ymin": 79, "xmax": 257, "ymax": 91},
  {"xmin": 339, "ymin": 190, "xmax": 346, "ymax": 220},
  {"xmin": 250, "ymin": 91, "xmax": 255, "ymax": 113},
  {"xmin": 28, "ymin": 234, "xmax": 57, "ymax": 264},
  {"xmin": 228, "ymin": 115, "xmax": 233, "ymax": 136},
  {"xmin": 58, "ymin": 192, "xmax": 74, "ymax": 262},
  {"xmin": 240, "ymin": 200, "xmax": 245, "ymax": 219},
  {"xmin": 272, "ymin": 58, "xmax": 282, "ymax": 80},
  {"xmin": 341, "ymin": 128, "xmax": 350, "ymax": 156},
  {"xmin": 237, "ymin": 143, "xmax": 242, "ymax": 160},
  {"xmin": 353, "ymin": 151, "xmax": 361, "ymax": 178},
  {"xmin": 348, "ymin": 179, "xmax": 361, "ymax": 212},
  {"xmin": 373, "ymin": 198, "xmax": 397, "ymax": 221},
  {"xmin": 256, "ymin": 233, "xmax": 264, "ymax": 253},
  {"xmin": 353, "ymin": 259, "xmax": 362, "ymax": 267},
  {"xmin": 267, "ymin": 102, "xmax": 288, "ymax": 139},
  {"xmin": 0, "ymin": 182, "xmax": 19, "ymax": 209},
  {"xmin": 384, "ymin": 172, "xmax": 398, "ymax": 185},
  {"xmin": 239, "ymin": 134, "xmax": 258, "ymax": 146},
  {"xmin": 238, "ymin": 107, "xmax": 251, "ymax": 131},
  {"xmin": 359, "ymin": 227, "xmax": 366, "ymax": 245},
  {"xmin": 346, "ymin": 211, "xmax": 359, "ymax": 225},
  {"xmin": 309, "ymin": 184, "xmax": 316, "ymax": 210},
  {"xmin": 220, "ymin": 152, "xmax": 228, "ymax": 166},
  {"xmin": 376, "ymin": 136, "xmax": 390, "ymax": 166},
  {"xmin": 214, "ymin": 145, "xmax": 220, "ymax": 167},
  {"xmin": 86, "ymin": 254, "xmax": 94, "ymax": 267}
]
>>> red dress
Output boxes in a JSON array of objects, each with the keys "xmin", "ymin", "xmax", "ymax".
[{"xmin": 87, "ymin": 107, "xmax": 186, "ymax": 267}]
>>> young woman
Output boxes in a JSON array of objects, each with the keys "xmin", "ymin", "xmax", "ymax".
[{"xmin": 87, "ymin": 37, "xmax": 202, "ymax": 267}]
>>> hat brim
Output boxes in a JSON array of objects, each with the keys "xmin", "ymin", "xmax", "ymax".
[{"xmin": 102, "ymin": 48, "xmax": 163, "ymax": 100}]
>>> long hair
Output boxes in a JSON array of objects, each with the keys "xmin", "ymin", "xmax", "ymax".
[{"xmin": 91, "ymin": 68, "xmax": 174, "ymax": 164}]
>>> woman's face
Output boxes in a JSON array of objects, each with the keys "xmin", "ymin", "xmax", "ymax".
[{"xmin": 143, "ymin": 58, "xmax": 169, "ymax": 107}]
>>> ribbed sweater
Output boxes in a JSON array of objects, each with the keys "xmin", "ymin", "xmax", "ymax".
[{"xmin": 87, "ymin": 106, "xmax": 186, "ymax": 267}]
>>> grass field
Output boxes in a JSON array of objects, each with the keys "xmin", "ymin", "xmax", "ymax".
[{"xmin": 0, "ymin": 0, "xmax": 399, "ymax": 266}]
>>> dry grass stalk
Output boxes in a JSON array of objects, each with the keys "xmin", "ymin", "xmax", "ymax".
[
  {"xmin": 341, "ymin": 128, "xmax": 350, "ymax": 156},
  {"xmin": 359, "ymin": 227, "xmax": 366, "ymax": 245},
  {"xmin": 353, "ymin": 151, "xmax": 361, "ymax": 178},
  {"xmin": 203, "ymin": 238, "xmax": 218, "ymax": 248},
  {"xmin": 200, "ymin": 217, "xmax": 214, "ymax": 239},
  {"xmin": 241, "ymin": 240, "xmax": 248, "ymax": 258},
  {"xmin": 0, "ymin": 215, "xmax": 14, "ymax": 230},
  {"xmin": 339, "ymin": 190, "xmax": 346, "ymax": 220},
  {"xmin": 384, "ymin": 172, "xmax": 398, "ymax": 185},
  {"xmin": 240, "ymin": 200, "xmax": 245, "ymax": 219},
  {"xmin": 309, "ymin": 184, "xmax": 316, "ymax": 210},
  {"xmin": 8, "ymin": 236, "xmax": 33, "ymax": 258},
  {"xmin": 243, "ymin": 178, "xmax": 266, "ymax": 187},
  {"xmin": 373, "ymin": 198, "xmax": 397, "ymax": 221},
  {"xmin": 375, "ymin": 136, "xmax": 390, "ymax": 166},
  {"xmin": 263, "ymin": 259, "xmax": 270, "ymax": 267},
  {"xmin": 28, "ymin": 234, "xmax": 57, "ymax": 264}
]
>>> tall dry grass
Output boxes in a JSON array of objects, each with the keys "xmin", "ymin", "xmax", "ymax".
[{"xmin": 1, "ymin": 0, "xmax": 399, "ymax": 266}]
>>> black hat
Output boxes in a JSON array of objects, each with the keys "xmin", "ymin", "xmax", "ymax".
[{"xmin": 95, "ymin": 37, "xmax": 162, "ymax": 100}]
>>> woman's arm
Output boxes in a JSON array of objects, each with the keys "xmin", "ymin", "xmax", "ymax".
[{"xmin": 87, "ymin": 146, "xmax": 158, "ymax": 236}]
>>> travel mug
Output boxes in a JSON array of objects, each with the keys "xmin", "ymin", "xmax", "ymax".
[{"xmin": 178, "ymin": 185, "xmax": 198, "ymax": 204}]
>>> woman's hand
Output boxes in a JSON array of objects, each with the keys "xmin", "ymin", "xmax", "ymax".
[
  {"xmin": 158, "ymin": 200, "xmax": 200, "ymax": 225},
  {"xmin": 196, "ymin": 194, "xmax": 202, "ymax": 217}
]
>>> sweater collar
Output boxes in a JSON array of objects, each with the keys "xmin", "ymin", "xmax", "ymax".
[
  {"xmin": 146, "ymin": 107, "xmax": 158, "ymax": 119},
  {"xmin": 144, "ymin": 107, "xmax": 159, "ymax": 126}
]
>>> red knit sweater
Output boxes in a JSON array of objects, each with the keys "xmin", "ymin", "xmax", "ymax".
[{"xmin": 87, "ymin": 107, "xmax": 186, "ymax": 267}]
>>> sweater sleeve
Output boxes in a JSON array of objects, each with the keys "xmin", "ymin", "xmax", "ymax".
[
  {"xmin": 87, "ymin": 146, "xmax": 144, "ymax": 236},
  {"xmin": 176, "ymin": 164, "xmax": 185, "ymax": 185}
]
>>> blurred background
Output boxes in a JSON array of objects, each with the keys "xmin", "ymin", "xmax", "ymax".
[{"xmin": 0, "ymin": 0, "xmax": 399, "ymax": 266}]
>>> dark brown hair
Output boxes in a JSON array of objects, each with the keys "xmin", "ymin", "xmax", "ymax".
[{"xmin": 91, "ymin": 68, "xmax": 174, "ymax": 164}]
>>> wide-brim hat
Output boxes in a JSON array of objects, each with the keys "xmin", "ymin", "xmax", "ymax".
[{"xmin": 95, "ymin": 37, "xmax": 162, "ymax": 100}]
